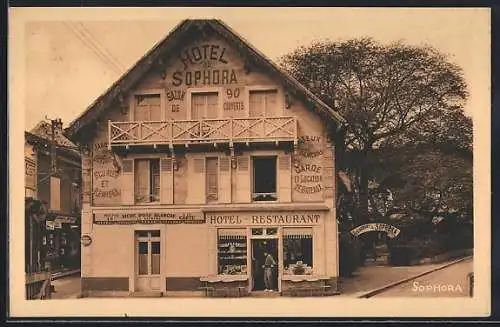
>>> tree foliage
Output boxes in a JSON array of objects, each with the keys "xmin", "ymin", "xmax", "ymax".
[{"xmin": 280, "ymin": 38, "xmax": 471, "ymax": 225}]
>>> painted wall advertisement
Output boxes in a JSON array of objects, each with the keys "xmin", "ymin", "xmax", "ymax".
[
  {"xmin": 94, "ymin": 210, "xmax": 204, "ymax": 225},
  {"xmin": 293, "ymin": 135, "xmax": 324, "ymax": 201},
  {"xmin": 92, "ymin": 140, "xmax": 122, "ymax": 205}
]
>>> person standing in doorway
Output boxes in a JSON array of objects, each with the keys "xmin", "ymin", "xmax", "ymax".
[{"xmin": 262, "ymin": 251, "xmax": 276, "ymax": 292}]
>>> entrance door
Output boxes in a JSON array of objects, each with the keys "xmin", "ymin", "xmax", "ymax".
[
  {"xmin": 135, "ymin": 230, "xmax": 161, "ymax": 292},
  {"xmin": 251, "ymin": 239, "xmax": 278, "ymax": 291}
]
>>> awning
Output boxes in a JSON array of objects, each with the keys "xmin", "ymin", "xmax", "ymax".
[
  {"xmin": 283, "ymin": 227, "xmax": 313, "ymax": 238},
  {"xmin": 218, "ymin": 229, "xmax": 246, "ymax": 238}
]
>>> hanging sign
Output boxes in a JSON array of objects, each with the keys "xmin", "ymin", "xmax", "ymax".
[
  {"xmin": 54, "ymin": 216, "xmax": 78, "ymax": 224},
  {"xmin": 350, "ymin": 223, "xmax": 401, "ymax": 239},
  {"xmin": 93, "ymin": 210, "xmax": 204, "ymax": 225},
  {"xmin": 81, "ymin": 234, "xmax": 92, "ymax": 247},
  {"xmin": 46, "ymin": 220, "xmax": 55, "ymax": 230}
]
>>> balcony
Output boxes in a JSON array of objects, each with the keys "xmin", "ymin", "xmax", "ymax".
[{"xmin": 108, "ymin": 117, "xmax": 298, "ymax": 149}]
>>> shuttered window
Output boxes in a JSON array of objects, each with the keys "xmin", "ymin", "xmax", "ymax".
[
  {"xmin": 135, "ymin": 94, "xmax": 161, "ymax": 121},
  {"xmin": 206, "ymin": 157, "xmax": 218, "ymax": 203},
  {"xmin": 134, "ymin": 159, "xmax": 160, "ymax": 203},
  {"xmin": 191, "ymin": 92, "xmax": 218, "ymax": 119},
  {"xmin": 249, "ymin": 90, "xmax": 278, "ymax": 117}
]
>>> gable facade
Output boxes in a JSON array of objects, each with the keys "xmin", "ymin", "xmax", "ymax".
[{"xmin": 70, "ymin": 20, "xmax": 344, "ymax": 297}]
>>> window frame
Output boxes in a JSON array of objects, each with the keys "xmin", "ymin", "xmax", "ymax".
[
  {"xmin": 216, "ymin": 228, "xmax": 248, "ymax": 276},
  {"xmin": 251, "ymin": 155, "xmax": 278, "ymax": 202},
  {"xmin": 205, "ymin": 157, "xmax": 219, "ymax": 203},
  {"xmin": 186, "ymin": 87, "xmax": 223, "ymax": 120},
  {"xmin": 130, "ymin": 89, "xmax": 166, "ymax": 122},
  {"xmin": 135, "ymin": 229, "xmax": 162, "ymax": 277},
  {"xmin": 129, "ymin": 155, "xmax": 161, "ymax": 205},
  {"xmin": 282, "ymin": 227, "xmax": 314, "ymax": 275}
]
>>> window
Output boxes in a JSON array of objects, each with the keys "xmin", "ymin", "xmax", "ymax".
[
  {"xmin": 249, "ymin": 90, "xmax": 278, "ymax": 117},
  {"xmin": 251, "ymin": 228, "xmax": 277, "ymax": 236},
  {"xmin": 135, "ymin": 94, "xmax": 161, "ymax": 121},
  {"xmin": 206, "ymin": 157, "xmax": 218, "ymax": 203},
  {"xmin": 136, "ymin": 230, "xmax": 161, "ymax": 276},
  {"xmin": 134, "ymin": 159, "xmax": 160, "ymax": 203},
  {"xmin": 252, "ymin": 156, "xmax": 277, "ymax": 201},
  {"xmin": 283, "ymin": 228, "xmax": 313, "ymax": 275},
  {"xmin": 191, "ymin": 92, "xmax": 218, "ymax": 119},
  {"xmin": 217, "ymin": 229, "xmax": 247, "ymax": 275}
]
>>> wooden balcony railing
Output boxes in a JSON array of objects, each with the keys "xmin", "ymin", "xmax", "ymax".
[{"xmin": 109, "ymin": 117, "xmax": 298, "ymax": 147}]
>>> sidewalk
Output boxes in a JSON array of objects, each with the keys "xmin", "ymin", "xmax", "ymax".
[
  {"xmin": 338, "ymin": 258, "xmax": 469, "ymax": 297},
  {"xmin": 51, "ymin": 268, "xmax": 80, "ymax": 281}
]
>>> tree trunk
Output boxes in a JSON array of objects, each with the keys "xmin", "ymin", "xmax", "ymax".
[{"xmin": 358, "ymin": 160, "xmax": 370, "ymax": 225}]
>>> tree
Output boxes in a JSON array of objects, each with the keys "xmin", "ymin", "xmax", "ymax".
[{"xmin": 280, "ymin": 38, "xmax": 469, "ymax": 224}]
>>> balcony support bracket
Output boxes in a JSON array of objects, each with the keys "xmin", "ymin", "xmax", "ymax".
[
  {"xmin": 169, "ymin": 144, "xmax": 178, "ymax": 171},
  {"xmin": 230, "ymin": 144, "xmax": 236, "ymax": 169}
]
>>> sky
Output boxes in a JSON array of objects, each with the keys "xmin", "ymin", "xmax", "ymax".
[{"xmin": 14, "ymin": 7, "xmax": 490, "ymax": 130}]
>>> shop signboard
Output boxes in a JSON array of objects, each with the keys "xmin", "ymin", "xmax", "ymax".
[
  {"xmin": 206, "ymin": 212, "xmax": 323, "ymax": 226},
  {"xmin": 25, "ymin": 159, "xmax": 36, "ymax": 191},
  {"xmin": 350, "ymin": 223, "xmax": 401, "ymax": 239},
  {"xmin": 46, "ymin": 220, "xmax": 55, "ymax": 230},
  {"xmin": 93, "ymin": 210, "xmax": 204, "ymax": 225},
  {"xmin": 54, "ymin": 216, "xmax": 78, "ymax": 224}
]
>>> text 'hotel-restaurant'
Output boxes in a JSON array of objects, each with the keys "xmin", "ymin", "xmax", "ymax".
[{"xmin": 65, "ymin": 19, "xmax": 347, "ymax": 297}]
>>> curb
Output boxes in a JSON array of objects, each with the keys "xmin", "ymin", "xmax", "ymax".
[
  {"xmin": 356, "ymin": 255, "xmax": 473, "ymax": 298},
  {"xmin": 51, "ymin": 269, "xmax": 81, "ymax": 281}
]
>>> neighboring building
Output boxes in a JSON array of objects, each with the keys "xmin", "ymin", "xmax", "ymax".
[
  {"xmin": 25, "ymin": 120, "xmax": 82, "ymax": 273},
  {"xmin": 65, "ymin": 19, "xmax": 346, "ymax": 297}
]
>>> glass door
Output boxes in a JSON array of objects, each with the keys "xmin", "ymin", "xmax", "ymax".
[
  {"xmin": 135, "ymin": 230, "xmax": 161, "ymax": 292},
  {"xmin": 249, "ymin": 228, "xmax": 280, "ymax": 292}
]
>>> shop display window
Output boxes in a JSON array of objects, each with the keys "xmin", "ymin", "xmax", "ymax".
[
  {"xmin": 217, "ymin": 229, "xmax": 247, "ymax": 275},
  {"xmin": 283, "ymin": 228, "xmax": 313, "ymax": 275}
]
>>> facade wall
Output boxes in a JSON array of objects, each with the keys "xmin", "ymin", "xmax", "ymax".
[
  {"xmin": 80, "ymin": 26, "xmax": 340, "ymax": 296},
  {"xmin": 165, "ymin": 224, "xmax": 208, "ymax": 277},
  {"xmin": 88, "ymin": 225, "xmax": 132, "ymax": 277}
]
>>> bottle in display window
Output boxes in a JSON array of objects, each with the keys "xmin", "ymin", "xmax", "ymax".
[{"xmin": 217, "ymin": 231, "xmax": 247, "ymax": 275}]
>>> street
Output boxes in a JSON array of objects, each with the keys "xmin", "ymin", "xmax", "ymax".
[
  {"xmin": 46, "ymin": 258, "xmax": 473, "ymax": 299},
  {"xmin": 51, "ymin": 275, "xmax": 81, "ymax": 299},
  {"xmin": 373, "ymin": 258, "xmax": 473, "ymax": 297}
]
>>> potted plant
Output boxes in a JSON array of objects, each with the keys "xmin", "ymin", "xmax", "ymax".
[{"xmin": 292, "ymin": 261, "xmax": 306, "ymax": 275}]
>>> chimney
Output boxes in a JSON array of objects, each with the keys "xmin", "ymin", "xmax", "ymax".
[{"xmin": 53, "ymin": 118, "xmax": 63, "ymax": 137}]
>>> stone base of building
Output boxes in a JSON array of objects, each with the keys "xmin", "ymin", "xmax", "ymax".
[
  {"xmin": 81, "ymin": 276, "xmax": 340, "ymax": 298},
  {"xmin": 281, "ymin": 277, "xmax": 340, "ymax": 297}
]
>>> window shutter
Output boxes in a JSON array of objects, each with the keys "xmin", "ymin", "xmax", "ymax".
[
  {"xmin": 187, "ymin": 156, "xmax": 206, "ymax": 204},
  {"xmin": 160, "ymin": 157, "xmax": 173, "ymax": 204},
  {"xmin": 218, "ymin": 156, "xmax": 231, "ymax": 203},
  {"xmin": 206, "ymin": 158, "xmax": 219, "ymax": 203},
  {"xmin": 278, "ymin": 154, "xmax": 292, "ymax": 202},
  {"xmin": 121, "ymin": 159, "xmax": 134, "ymax": 205},
  {"xmin": 135, "ymin": 160, "xmax": 150, "ymax": 203},
  {"xmin": 235, "ymin": 156, "xmax": 250, "ymax": 203}
]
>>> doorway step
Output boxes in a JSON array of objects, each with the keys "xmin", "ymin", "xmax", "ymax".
[
  {"xmin": 130, "ymin": 291, "xmax": 163, "ymax": 297},
  {"xmin": 250, "ymin": 291, "xmax": 280, "ymax": 298}
]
